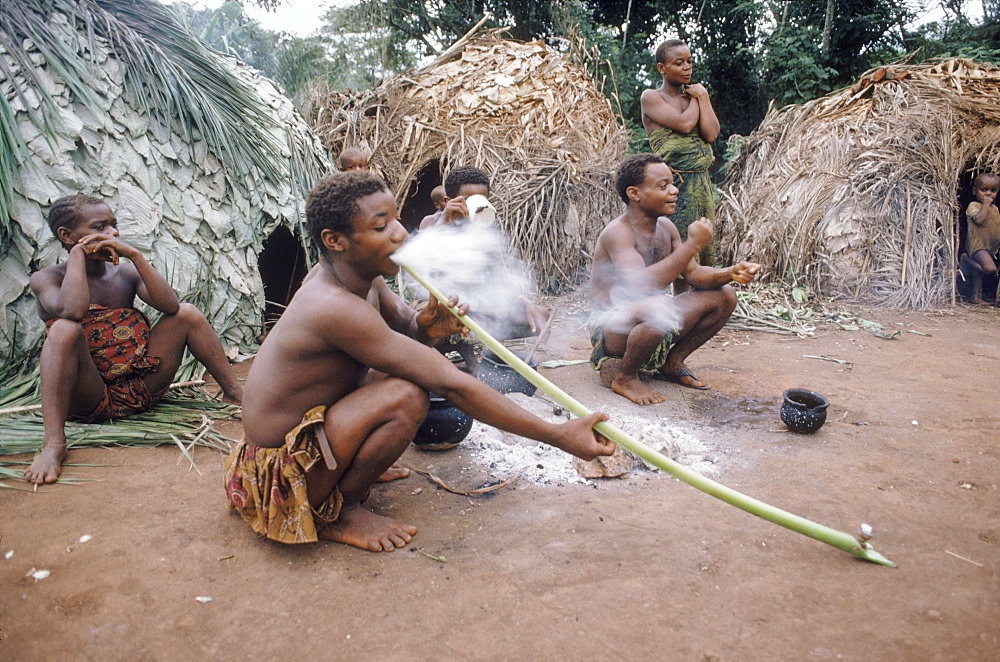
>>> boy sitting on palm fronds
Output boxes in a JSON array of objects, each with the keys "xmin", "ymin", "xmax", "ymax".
[{"xmin": 25, "ymin": 195, "xmax": 242, "ymax": 484}]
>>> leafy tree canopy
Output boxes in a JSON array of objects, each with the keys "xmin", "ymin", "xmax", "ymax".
[{"xmin": 171, "ymin": 1, "xmax": 997, "ymax": 154}]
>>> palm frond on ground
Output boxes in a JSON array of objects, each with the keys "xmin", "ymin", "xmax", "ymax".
[{"xmin": 0, "ymin": 395, "xmax": 241, "ymax": 488}]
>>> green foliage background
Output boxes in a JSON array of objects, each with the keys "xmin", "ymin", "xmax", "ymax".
[{"xmin": 187, "ymin": 0, "xmax": 996, "ymax": 160}]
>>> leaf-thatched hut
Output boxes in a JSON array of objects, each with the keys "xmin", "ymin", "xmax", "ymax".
[
  {"xmin": 0, "ymin": 0, "xmax": 330, "ymax": 361},
  {"xmin": 307, "ymin": 31, "xmax": 629, "ymax": 290},
  {"xmin": 717, "ymin": 58, "xmax": 1000, "ymax": 308}
]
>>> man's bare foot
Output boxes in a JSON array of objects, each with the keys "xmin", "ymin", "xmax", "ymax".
[
  {"xmin": 611, "ymin": 373, "xmax": 665, "ymax": 405},
  {"xmin": 377, "ymin": 465, "xmax": 410, "ymax": 482},
  {"xmin": 24, "ymin": 445, "xmax": 67, "ymax": 484},
  {"xmin": 654, "ymin": 365, "xmax": 710, "ymax": 390},
  {"xmin": 319, "ymin": 504, "xmax": 417, "ymax": 552}
]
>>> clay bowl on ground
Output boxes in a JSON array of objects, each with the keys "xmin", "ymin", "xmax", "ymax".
[
  {"xmin": 412, "ymin": 394, "xmax": 473, "ymax": 451},
  {"xmin": 473, "ymin": 349, "xmax": 538, "ymax": 396},
  {"xmin": 780, "ymin": 388, "xmax": 831, "ymax": 433}
]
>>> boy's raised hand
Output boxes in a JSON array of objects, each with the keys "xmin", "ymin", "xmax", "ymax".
[
  {"xmin": 687, "ymin": 217, "xmax": 714, "ymax": 252},
  {"xmin": 415, "ymin": 294, "xmax": 469, "ymax": 339},
  {"xmin": 442, "ymin": 196, "xmax": 469, "ymax": 224}
]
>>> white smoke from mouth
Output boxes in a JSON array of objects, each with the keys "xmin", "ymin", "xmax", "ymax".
[{"xmin": 391, "ymin": 222, "xmax": 533, "ymax": 337}]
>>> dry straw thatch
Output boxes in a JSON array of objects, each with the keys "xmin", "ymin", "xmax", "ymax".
[
  {"xmin": 306, "ymin": 30, "xmax": 629, "ymax": 290},
  {"xmin": 717, "ymin": 58, "xmax": 1000, "ymax": 308}
]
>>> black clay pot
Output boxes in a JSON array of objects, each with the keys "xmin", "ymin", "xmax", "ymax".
[
  {"xmin": 412, "ymin": 395, "xmax": 473, "ymax": 451},
  {"xmin": 780, "ymin": 388, "xmax": 831, "ymax": 433},
  {"xmin": 473, "ymin": 349, "xmax": 538, "ymax": 396}
]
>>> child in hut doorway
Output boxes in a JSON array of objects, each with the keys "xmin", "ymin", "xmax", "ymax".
[
  {"xmin": 339, "ymin": 146, "xmax": 369, "ymax": 171},
  {"xmin": 961, "ymin": 172, "xmax": 1000, "ymax": 304},
  {"xmin": 25, "ymin": 195, "xmax": 243, "ymax": 484},
  {"xmin": 418, "ymin": 185, "xmax": 447, "ymax": 229},
  {"xmin": 640, "ymin": 38, "xmax": 719, "ymax": 285},
  {"xmin": 225, "ymin": 171, "xmax": 613, "ymax": 551},
  {"xmin": 416, "ymin": 166, "xmax": 549, "ymax": 369}
]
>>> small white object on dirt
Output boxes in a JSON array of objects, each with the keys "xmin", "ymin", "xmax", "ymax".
[
  {"xmin": 27, "ymin": 569, "xmax": 50, "ymax": 581},
  {"xmin": 4, "ymin": 550, "xmax": 13, "ymax": 561},
  {"xmin": 79, "ymin": 535, "xmax": 92, "ymax": 543},
  {"xmin": 195, "ymin": 596, "xmax": 213, "ymax": 603}
]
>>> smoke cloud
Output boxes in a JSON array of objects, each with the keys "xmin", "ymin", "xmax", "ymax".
[{"xmin": 392, "ymin": 222, "xmax": 534, "ymax": 339}]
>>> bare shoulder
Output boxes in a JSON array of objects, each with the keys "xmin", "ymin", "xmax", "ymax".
[
  {"xmin": 30, "ymin": 262, "xmax": 66, "ymax": 281},
  {"xmin": 290, "ymin": 277, "xmax": 367, "ymax": 325},
  {"xmin": 597, "ymin": 215, "xmax": 631, "ymax": 243},
  {"xmin": 639, "ymin": 88, "xmax": 661, "ymax": 106}
]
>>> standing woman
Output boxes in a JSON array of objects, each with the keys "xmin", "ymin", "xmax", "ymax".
[{"xmin": 640, "ymin": 39, "xmax": 720, "ymax": 268}]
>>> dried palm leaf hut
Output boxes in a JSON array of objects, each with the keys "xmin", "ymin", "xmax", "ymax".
[
  {"xmin": 0, "ymin": 0, "xmax": 329, "ymax": 361},
  {"xmin": 717, "ymin": 58, "xmax": 1000, "ymax": 308},
  {"xmin": 307, "ymin": 32, "xmax": 629, "ymax": 290}
]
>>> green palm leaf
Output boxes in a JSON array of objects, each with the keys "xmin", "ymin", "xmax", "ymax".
[{"xmin": 0, "ymin": 0, "xmax": 291, "ymax": 244}]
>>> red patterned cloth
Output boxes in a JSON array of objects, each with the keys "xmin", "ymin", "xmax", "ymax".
[{"xmin": 46, "ymin": 305, "xmax": 164, "ymax": 422}]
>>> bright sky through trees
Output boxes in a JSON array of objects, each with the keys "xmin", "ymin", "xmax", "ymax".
[{"xmin": 193, "ymin": 0, "xmax": 338, "ymax": 37}]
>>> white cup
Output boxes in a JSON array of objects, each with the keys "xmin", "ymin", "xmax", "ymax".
[{"xmin": 464, "ymin": 194, "xmax": 496, "ymax": 226}]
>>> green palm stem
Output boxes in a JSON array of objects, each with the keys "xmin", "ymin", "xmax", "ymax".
[{"xmin": 402, "ymin": 265, "xmax": 896, "ymax": 568}]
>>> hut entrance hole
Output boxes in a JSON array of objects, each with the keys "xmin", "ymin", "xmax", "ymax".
[
  {"xmin": 400, "ymin": 159, "xmax": 443, "ymax": 231},
  {"xmin": 258, "ymin": 225, "xmax": 308, "ymax": 329}
]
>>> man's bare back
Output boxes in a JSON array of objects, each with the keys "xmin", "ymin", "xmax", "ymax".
[{"xmin": 241, "ymin": 269, "xmax": 373, "ymax": 447}]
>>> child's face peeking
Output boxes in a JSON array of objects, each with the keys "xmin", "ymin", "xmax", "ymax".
[{"xmin": 974, "ymin": 176, "xmax": 999, "ymax": 206}]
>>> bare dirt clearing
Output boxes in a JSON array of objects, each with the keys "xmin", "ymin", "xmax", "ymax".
[{"xmin": 1, "ymin": 297, "xmax": 998, "ymax": 659}]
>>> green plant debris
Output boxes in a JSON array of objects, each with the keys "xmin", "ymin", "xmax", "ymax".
[
  {"xmin": 414, "ymin": 547, "xmax": 448, "ymax": 563},
  {"xmin": 0, "ymin": 395, "xmax": 240, "ymax": 487},
  {"xmin": 537, "ymin": 359, "xmax": 589, "ymax": 368},
  {"xmin": 729, "ymin": 281, "xmax": 902, "ymax": 340}
]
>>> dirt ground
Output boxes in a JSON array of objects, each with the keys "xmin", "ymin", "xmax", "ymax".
[{"xmin": 1, "ymin": 295, "xmax": 998, "ymax": 660}]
